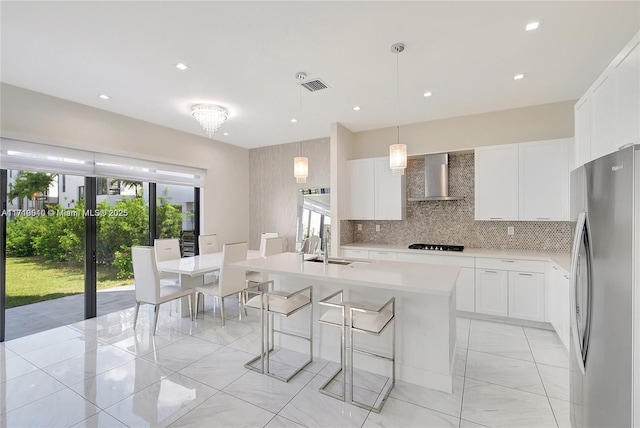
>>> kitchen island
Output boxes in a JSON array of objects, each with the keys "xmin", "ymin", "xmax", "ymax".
[{"xmin": 232, "ymin": 252, "xmax": 460, "ymax": 393}]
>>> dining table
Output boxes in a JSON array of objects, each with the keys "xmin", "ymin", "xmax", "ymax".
[{"xmin": 156, "ymin": 249, "xmax": 261, "ymax": 317}]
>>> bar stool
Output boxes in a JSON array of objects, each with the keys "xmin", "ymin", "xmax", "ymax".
[
  {"xmin": 318, "ymin": 290, "xmax": 395, "ymax": 413},
  {"xmin": 244, "ymin": 280, "xmax": 313, "ymax": 382}
]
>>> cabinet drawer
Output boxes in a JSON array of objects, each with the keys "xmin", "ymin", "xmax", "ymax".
[
  {"xmin": 397, "ymin": 252, "xmax": 474, "ymax": 268},
  {"xmin": 369, "ymin": 250, "xmax": 397, "ymax": 261},
  {"xmin": 342, "ymin": 249, "xmax": 370, "ymax": 259},
  {"xmin": 476, "ymin": 257, "xmax": 545, "ymax": 273}
]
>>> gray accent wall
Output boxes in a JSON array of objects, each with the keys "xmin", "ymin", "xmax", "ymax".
[{"xmin": 249, "ymin": 137, "xmax": 330, "ymax": 250}]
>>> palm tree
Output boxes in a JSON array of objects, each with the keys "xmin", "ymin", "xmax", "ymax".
[
  {"xmin": 8, "ymin": 171, "xmax": 55, "ymax": 209},
  {"xmin": 110, "ymin": 179, "xmax": 143, "ymax": 197}
]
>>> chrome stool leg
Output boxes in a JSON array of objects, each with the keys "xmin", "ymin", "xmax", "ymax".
[{"xmin": 318, "ymin": 290, "xmax": 347, "ymax": 401}]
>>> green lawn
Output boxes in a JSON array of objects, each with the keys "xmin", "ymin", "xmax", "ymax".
[{"xmin": 6, "ymin": 256, "xmax": 132, "ymax": 308}]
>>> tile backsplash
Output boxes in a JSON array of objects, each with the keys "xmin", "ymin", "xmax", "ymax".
[{"xmin": 341, "ymin": 153, "xmax": 572, "ymax": 252}]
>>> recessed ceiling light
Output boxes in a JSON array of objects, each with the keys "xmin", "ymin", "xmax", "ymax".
[
  {"xmin": 223, "ymin": 132, "xmax": 229, "ymax": 136},
  {"xmin": 175, "ymin": 63, "xmax": 189, "ymax": 70},
  {"xmin": 353, "ymin": 106, "xmax": 361, "ymax": 111},
  {"xmin": 423, "ymin": 91, "xmax": 432, "ymax": 97},
  {"xmin": 99, "ymin": 94, "xmax": 110, "ymax": 100},
  {"xmin": 513, "ymin": 74, "xmax": 525, "ymax": 80},
  {"xmin": 526, "ymin": 21, "xmax": 540, "ymax": 31},
  {"xmin": 291, "ymin": 118, "xmax": 297, "ymax": 123}
]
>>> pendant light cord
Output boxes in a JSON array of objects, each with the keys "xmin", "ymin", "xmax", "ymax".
[{"xmin": 396, "ymin": 49, "xmax": 400, "ymax": 144}]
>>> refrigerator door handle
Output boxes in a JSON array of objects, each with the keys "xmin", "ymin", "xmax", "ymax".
[{"xmin": 570, "ymin": 211, "xmax": 593, "ymax": 375}]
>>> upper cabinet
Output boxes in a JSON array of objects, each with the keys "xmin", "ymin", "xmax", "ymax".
[
  {"xmin": 475, "ymin": 138, "xmax": 572, "ymax": 221},
  {"xmin": 347, "ymin": 157, "xmax": 406, "ymax": 220},
  {"xmin": 575, "ymin": 31, "xmax": 640, "ymax": 168},
  {"xmin": 474, "ymin": 144, "xmax": 519, "ymax": 221},
  {"xmin": 519, "ymin": 139, "xmax": 571, "ymax": 221}
]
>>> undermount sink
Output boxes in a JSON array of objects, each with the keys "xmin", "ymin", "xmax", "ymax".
[{"xmin": 305, "ymin": 257, "xmax": 354, "ymax": 265}]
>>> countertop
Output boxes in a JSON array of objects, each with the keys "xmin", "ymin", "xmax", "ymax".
[
  {"xmin": 232, "ymin": 252, "xmax": 460, "ymax": 296},
  {"xmin": 341, "ymin": 243, "xmax": 571, "ymax": 273}
]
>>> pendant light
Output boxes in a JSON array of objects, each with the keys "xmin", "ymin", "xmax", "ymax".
[
  {"xmin": 389, "ymin": 43, "xmax": 407, "ymax": 176},
  {"xmin": 293, "ymin": 72, "xmax": 308, "ymax": 183}
]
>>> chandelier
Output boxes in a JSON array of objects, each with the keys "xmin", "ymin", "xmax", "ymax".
[{"xmin": 191, "ymin": 104, "xmax": 229, "ymax": 137}]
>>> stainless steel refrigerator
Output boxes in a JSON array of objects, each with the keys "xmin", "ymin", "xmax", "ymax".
[{"xmin": 570, "ymin": 144, "xmax": 639, "ymax": 427}]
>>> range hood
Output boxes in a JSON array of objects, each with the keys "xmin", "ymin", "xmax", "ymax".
[{"xmin": 408, "ymin": 153, "xmax": 463, "ymax": 201}]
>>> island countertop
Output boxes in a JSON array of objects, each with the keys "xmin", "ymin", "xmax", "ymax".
[{"xmin": 232, "ymin": 252, "xmax": 459, "ymax": 296}]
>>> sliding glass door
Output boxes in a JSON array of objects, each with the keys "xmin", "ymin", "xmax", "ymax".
[
  {"xmin": 95, "ymin": 178, "xmax": 150, "ymax": 316},
  {"xmin": 4, "ymin": 170, "xmax": 87, "ymax": 340}
]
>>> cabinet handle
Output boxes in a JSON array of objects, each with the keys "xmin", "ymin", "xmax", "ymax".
[
  {"xmin": 484, "ymin": 270, "xmax": 498, "ymax": 274},
  {"xmin": 519, "ymin": 273, "xmax": 533, "ymax": 276},
  {"xmin": 490, "ymin": 217, "xmax": 503, "ymax": 220},
  {"xmin": 501, "ymin": 260, "xmax": 515, "ymax": 263},
  {"xmin": 537, "ymin": 218, "xmax": 550, "ymax": 220},
  {"xmin": 377, "ymin": 252, "xmax": 388, "ymax": 255}
]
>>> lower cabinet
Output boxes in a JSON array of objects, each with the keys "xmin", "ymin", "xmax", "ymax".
[
  {"xmin": 548, "ymin": 263, "xmax": 570, "ymax": 350},
  {"xmin": 342, "ymin": 249, "xmax": 369, "ymax": 259},
  {"xmin": 475, "ymin": 269, "xmax": 508, "ymax": 316},
  {"xmin": 508, "ymin": 272, "xmax": 544, "ymax": 321},
  {"xmin": 475, "ymin": 258, "xmax": 546, "ymax": 321},
  {"xmin": 369, "ymin": 250, "xmax": 398, "ymax": 261}
]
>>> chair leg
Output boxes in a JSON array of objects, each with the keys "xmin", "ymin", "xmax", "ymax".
[
  {"xmin": 189, "ymin": 294, "xmax": 194, "ymax": 321},
  {"xmin": 133, "ymin": 302, "xmax": 141, "ymax": 329},
  {"xmin": 195, "ymin": 293, "xmax": 201, "ymax": 320},
  {"xmin": 221, "ymin": 296, "xmax": 225, "ymax": 326},
  {"xmin": 152, "ymin": 304, "xmax": 160, "ymax": 335},
  {"xmin": 238, "ymin": 292, "xmax": 243, "ymax": 321}
]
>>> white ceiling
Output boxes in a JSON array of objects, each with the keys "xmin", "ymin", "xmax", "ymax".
[{"xmin": 2, "ymin": 1, "xmax": 639, "ymax": 149}]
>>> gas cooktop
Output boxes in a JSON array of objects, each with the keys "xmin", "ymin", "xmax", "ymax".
[{"xmin": 408, "ymin": 243, "xmax": 464, "ymax": 252}]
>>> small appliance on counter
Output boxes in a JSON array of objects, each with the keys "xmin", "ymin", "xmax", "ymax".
[{"xmin": 408, "ymin": 243, "xmax": 464, "ymax": 252}]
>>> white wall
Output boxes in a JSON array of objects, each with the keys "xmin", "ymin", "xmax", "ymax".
[
  {"xmin": 350, "ymin": 100, "xmax": 576, "ymax": 158},
  {"xmin": 0, "ymin": 83, "xmax": 250, "ymax": 245}
]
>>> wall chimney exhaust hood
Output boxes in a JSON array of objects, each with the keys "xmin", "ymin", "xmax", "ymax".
[{"xmin": 408, "ymin": 153, "xmax": 463, "ymax": 201}]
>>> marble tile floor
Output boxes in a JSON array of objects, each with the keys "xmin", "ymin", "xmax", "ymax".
[{"xmin": 0, "ymin": 299, "xmax": 570, "ymax": 428}]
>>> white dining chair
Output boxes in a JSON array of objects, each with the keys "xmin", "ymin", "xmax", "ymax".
[
  {"xmin": 301, "ymin": 235, "xmax": 321, "ymax": 254},
  {"xmin": 247, "ymin": 236, "xmax": 284, "ymax": 285},
  {"xmin": 154, "ymin": 238, "xmax": 181, "ymax": 286},
  {"xmin": 199, "ymin": 234, "xmax": 221, "ymax": 285},
  {"xmin": 199, "ymin": 234, "xmax": 220, "ymax": 255},
  {"xmin": 195, "ymin": 242, "xmax": 248, "ymax": 325},
  {"xmin": 259, "ymin": 232, "xmax": 279, "ymax": 256},
  {"xmin": 132, "ymin": 246, "xmax": 195, "ymax": 335}
]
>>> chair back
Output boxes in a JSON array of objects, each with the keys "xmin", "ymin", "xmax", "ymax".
[
  {"xmin": 301, "ymin": 235, "xmax": 321, "ymax": 254},
  {"xmin": 264, "ymin": 236, "xmax": 285, "ymax": 257},
  {"xmin": 154, "ymin": 238, "xmax": 181, "ymax": 279},
  {"xmin": 199, "ymin": 234, "xmax": 220, "ymax": 255},
  {"xmin": 218, "ymin": 242, "xmax": 248, "ymax": 296},
  {"xmin": 259, "ymin": 232, "xmax": 279, "ymax": 257},
  {"xmin": 132, "ymin": 246, "xmax": 160, "ymax": 304}
]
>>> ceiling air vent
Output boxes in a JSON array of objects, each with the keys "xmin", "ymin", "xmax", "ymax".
[{"xmin": 300, "ymin": 79, "xmax": 329, "ymax": 92}]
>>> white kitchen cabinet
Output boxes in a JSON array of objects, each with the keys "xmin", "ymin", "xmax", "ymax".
[
  {"xmin": 474, "ymin": 144, "xmax": 519, "ymax": 221},
  {"xmin": 574, "ymin": 31, "xmax": 640, "ymax": 167},
  {"xmin": 475, "ymin": 268, "xmax": 508, "ymax": 316},
  {"xmin": 374, "ymin": 157, "xmax": 406, "ymax": 220},
  {"xmin": 590, "ymin": 75, "xmax": 616, "ymax": 160},
  {"xmin": 347, "ymin": 159, "xmax": 375, "ymax": 220},
  {"xmin": 508, "ymin": 271, "xmax": 544, "ymax": 321},
  {"xmin": 456, "ymin": 267, "xmax": 476, "ymax": 312},
  {"xmin": 518, "ymin": 139, "xmax": 571, "ymax": 221},
  {"xmin": 614, "ymin": 38, "xmax": 640, "ymax": 148},
  {"xmin": 347, "ymin": 157, "xmax": 405, "ymax": 220},
  {"xmin": 548, "ymin": 263, "xmax": 570, "ymax": 351},
  {"xmin": 342, "ymin": 248, "xmax": 370, "ymax": 259},
  {"xmin": 369, "ymin": 250, "xmax": 397, "ymax": 261},
  {"xmin": 575, "ymin": 97, "xmax": 592, "ymax": 169}
]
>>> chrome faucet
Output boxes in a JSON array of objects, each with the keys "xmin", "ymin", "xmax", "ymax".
[{"xmin": 322, "ymin": 234, "xmax": 329, "ymax": 265}]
